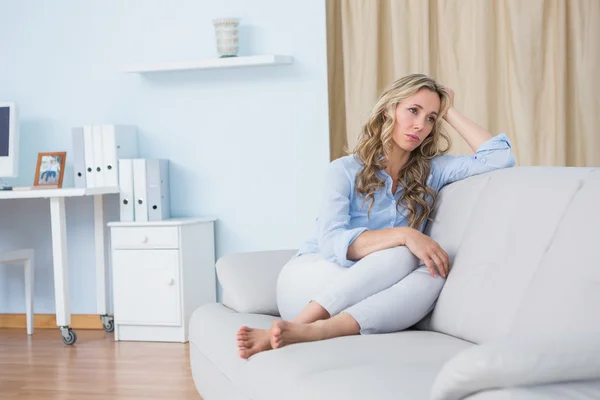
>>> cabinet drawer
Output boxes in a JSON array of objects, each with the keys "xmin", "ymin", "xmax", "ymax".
[
  {"xmin": 113, "ymin": 249, "xmax": 181, "ymax": 326},
  {"xmin": 111, "ymin": 227, "xmax": 179, "ymax": 249}
]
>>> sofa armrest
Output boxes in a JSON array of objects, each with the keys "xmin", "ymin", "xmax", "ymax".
[
  {"xmin": 431, "ymin": 332, "xmax": 600, "ymax": 400},
  {"xmin": 216, "ymin": 249, "xmax": 297, "ymax": 316}
]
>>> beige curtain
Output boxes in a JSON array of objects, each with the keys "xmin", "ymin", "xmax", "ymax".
[{"xmin": 327, "ymin": 0, "xmax": 600, "ymax": 166}]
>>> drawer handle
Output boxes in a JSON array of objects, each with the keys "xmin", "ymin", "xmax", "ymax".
[
  {"xmin": 167, "ymin": 277, "xmax": 175, "ymax": 286},
  {"xmin": 141, "ymin": 236, "xmax": 149, "ymax": 243}
]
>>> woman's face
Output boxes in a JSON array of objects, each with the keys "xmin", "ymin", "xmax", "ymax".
[{"xmin": 391, "ymin": 89, "xmax": 441, "ymax": 152}]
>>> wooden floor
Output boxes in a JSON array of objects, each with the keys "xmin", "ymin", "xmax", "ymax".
[{"xmin": 0, "ymin": 328, "xmax": 202, "ymax": 399}]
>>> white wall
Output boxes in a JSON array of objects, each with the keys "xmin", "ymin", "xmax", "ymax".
[{"xmin": 0, "ymin": 0, "xmax": 330, "ymax": 313}]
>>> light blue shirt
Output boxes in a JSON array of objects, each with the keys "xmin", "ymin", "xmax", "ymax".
[{"xmin": 298, "ymin": 133, "xmax": 516, "ymax": 267}]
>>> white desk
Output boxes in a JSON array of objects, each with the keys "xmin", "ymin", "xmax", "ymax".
[{"xmin": 0, "ymin": 186, "xmax": 119, "ymax": 344}]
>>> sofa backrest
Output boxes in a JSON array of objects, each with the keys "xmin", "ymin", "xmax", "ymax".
[{"xmin": 422, "ymin": 167, "xmax": 600, "ymax": 344}]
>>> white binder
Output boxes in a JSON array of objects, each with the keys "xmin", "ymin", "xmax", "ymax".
[
  {"xmin": 146, "ymin": 159, "xmax": 170, "ymax": 221},
  {"xmin": 118, "ymin": 159, "xmax": 135, "ymax": 222},
  {"xmin": 132, "ymin": 159, "xmax": 148, "ymax": 222},
  {"xmin": 132, "ymin": 159, "xmax": 171, "ymax": 222},
  {"xmin": 71, "ymin": 127, "xmax": 86, "ymax": 188},
  {"xmin": 101, "ymin": 125, "xmax": 138, "ymax": 187},
  {"xmin": 92, "ymin": 125, "xmax": 105, "ymax": 187},
  {"xmin": 83, "ymin": 125, "xmax": 95, "ymax": 188}
]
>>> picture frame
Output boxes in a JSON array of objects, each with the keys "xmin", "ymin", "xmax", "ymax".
[{"xmin": 34, "ymin": 152, "xmax": 66, "ymax": 188}]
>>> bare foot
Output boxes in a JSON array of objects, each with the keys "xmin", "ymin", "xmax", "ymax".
[
  {"xmin": 236, "ymin": 326, "xmax": 272, "ymax": 359},
  {"xmin": 270, "ymin": 320, "xmax": 326, "ymax": 349}
]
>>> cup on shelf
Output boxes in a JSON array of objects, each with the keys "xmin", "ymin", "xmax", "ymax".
[{"xmin": 212, "ymin": 18, "xmax": 240, "ymax": 58}]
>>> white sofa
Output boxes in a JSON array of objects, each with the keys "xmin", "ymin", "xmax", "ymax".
[{"xmin": 189, "ymin": 167, "xmax": 600, "ymax": 400}]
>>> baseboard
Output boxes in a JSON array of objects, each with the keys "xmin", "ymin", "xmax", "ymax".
[{"xmin": 0, "ymin": 314, "xmax": 104, "ymax": 330}]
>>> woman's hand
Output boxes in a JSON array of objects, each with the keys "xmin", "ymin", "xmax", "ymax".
[
  {"xmin": 441, "ymin": 86, "xmax": 493, "ymax": 151},
  {"xmin": 403, "ymin": 229, "xmax": 449, "ymax": 278}
]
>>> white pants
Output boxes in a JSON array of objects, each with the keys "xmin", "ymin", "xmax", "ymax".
[{"xmin": 276, "ymin": 247, "xmax": 446, "ymax": 334}]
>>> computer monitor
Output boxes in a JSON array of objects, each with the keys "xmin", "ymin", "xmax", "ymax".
[{"xmin": 0, "ymin": 102, "xmax": 18, "ymax": 179}]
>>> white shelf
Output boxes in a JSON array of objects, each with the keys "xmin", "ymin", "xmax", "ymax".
[{"xmin": 122, "ymin": 54, "xmax": 293, "ymax": 74}]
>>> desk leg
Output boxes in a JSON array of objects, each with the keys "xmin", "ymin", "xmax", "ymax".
[
  {"xmin": 94, "ymin": 195, "xmax": 114, "ymax": 332},
  {"xmin": 50, "ymin": 197, "xmax": 77, "ymax": 345}
]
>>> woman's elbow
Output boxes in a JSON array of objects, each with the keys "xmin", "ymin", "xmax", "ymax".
[
  {"xmin": 346, "ymin": 242, "xmax": 362, "ymax": 262},
  {"xmin": 317, "ymin": 237, "xmax": 335, "ymax": 259},
  {"xmin": 318, "ymin": 234, "xmax": 356, "ymax": 267},
  {"xmin": 318, "ymin": 232, "xmax": 344, "ymax": 261},
  {"xmin": 505, "ymin": 151, "xmax": 517, "ymax": 168},
  {"xmin": 489, "ymin": 149, "xmax": 516, "ymax": 169}
]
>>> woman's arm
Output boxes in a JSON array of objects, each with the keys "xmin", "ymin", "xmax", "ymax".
[
  {"xmin": 346, "ymin": 227, "xmax": 410, "ymax": 261},
  {"xmin": 442, "ymin": 88, "xmax": 493, "ymax": 152},
  {"xmin": 315, "ymin": 160, "xmax": 367, "ymax": 267},
  {"xmin": 317, "ymin": 160, "xmax": 448, "ymax": 276},
  {"xmin": 430, "ymin": 88, "xmax": 516, "ymax": 187},
  {"xmin": 348, "ymin": 227, "xmax": 449, "ymax": 278}
]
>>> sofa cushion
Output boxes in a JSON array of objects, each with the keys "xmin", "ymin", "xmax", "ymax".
[
  {"xmin": 424, "ymin": 172, "xmax": 492, "ymax": 264},
  {"xmin": 417, "ymin": 172, "xmax": 492, "ymax": 330},
  {"xmin": 508, "ymin": 169, "xmax": 600, "ymax": 334},
  {"xmin": 190, "ymin": 343, "xmax": 251, "ymax": 400},
  {"xmin": 189, "ymin": 303, "xmax": 472, "ymax": 400},
  {"xmin": 189, "ymin": 303, "xmax": 278, "ymax": 388},
  {"xmin": 428, "ymin": 167, "xmax": 596, "ymax": 344}
]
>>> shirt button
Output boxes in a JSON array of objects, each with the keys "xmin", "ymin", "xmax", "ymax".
[{"xmin": 480, "ymin": 157, "xmax": 487, "ymax": 164}]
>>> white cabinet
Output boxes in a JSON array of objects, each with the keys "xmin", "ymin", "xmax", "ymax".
[
  {"xmin": 108, "ymin": 218, "xmax": 216, "ymax": 342},
  {"xmin": 112, "ymin": 249, "xmax": 181, "ymax": 325}
]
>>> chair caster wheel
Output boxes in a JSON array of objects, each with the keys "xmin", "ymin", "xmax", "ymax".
[
  {"xmin": 60, "ymin": 326, "xmax": 77, "ymax": 345},
  {"xmin": 101, "ymin": 314, "xmax": 114, "ymax": 333}
]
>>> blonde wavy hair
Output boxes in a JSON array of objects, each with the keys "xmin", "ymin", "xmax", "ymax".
[{"xmin": 353, "ymin": 74, "xmax": 452, "ymax": 229}]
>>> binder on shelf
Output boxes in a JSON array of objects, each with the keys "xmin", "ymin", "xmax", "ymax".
[
  {"xmin": 132, "ymin": 158, "xmax": 148, "ymax": 222},
  {"xmin": 92, "ymin": 125, "xmax": 105, "ymax": 187},
  {"xmin": 102, "ymin": 125, "xmax": 138, "ymax": 187},
  {"xmin": 146, "ymin": 159, "xmax": 170, "ymax": 221},
  {"xmin": 73, "ymin": 124, "xmax": 139, "ymax": 189},
  {"xmin": 132, "ymin": 158, "xmax": 171, "ymax": 222},
  {"xmin": 71, "ymin": 127, "xmax": 86, "ymax": 188},
  {"xmin": 83, "ymin": 125, "xmax": 95, "ymax": 188},
  {"xmin": 118, "ymin": 159, "xmax": 135, "ymax": 222}
]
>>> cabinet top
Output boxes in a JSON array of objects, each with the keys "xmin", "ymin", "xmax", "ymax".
[{"xmin": 108, "ymin": 217, "xmax": 217, "ymax": 227}]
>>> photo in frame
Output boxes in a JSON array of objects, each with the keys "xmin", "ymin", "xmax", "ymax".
[{"xmin": 34, "ymin": 152, "xmax": 66, "ymax": 188}]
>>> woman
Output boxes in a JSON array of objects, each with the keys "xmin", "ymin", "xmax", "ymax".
[{"xmin": 237, "ymin": 73, "xmax": 515, "ymax": 359}]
